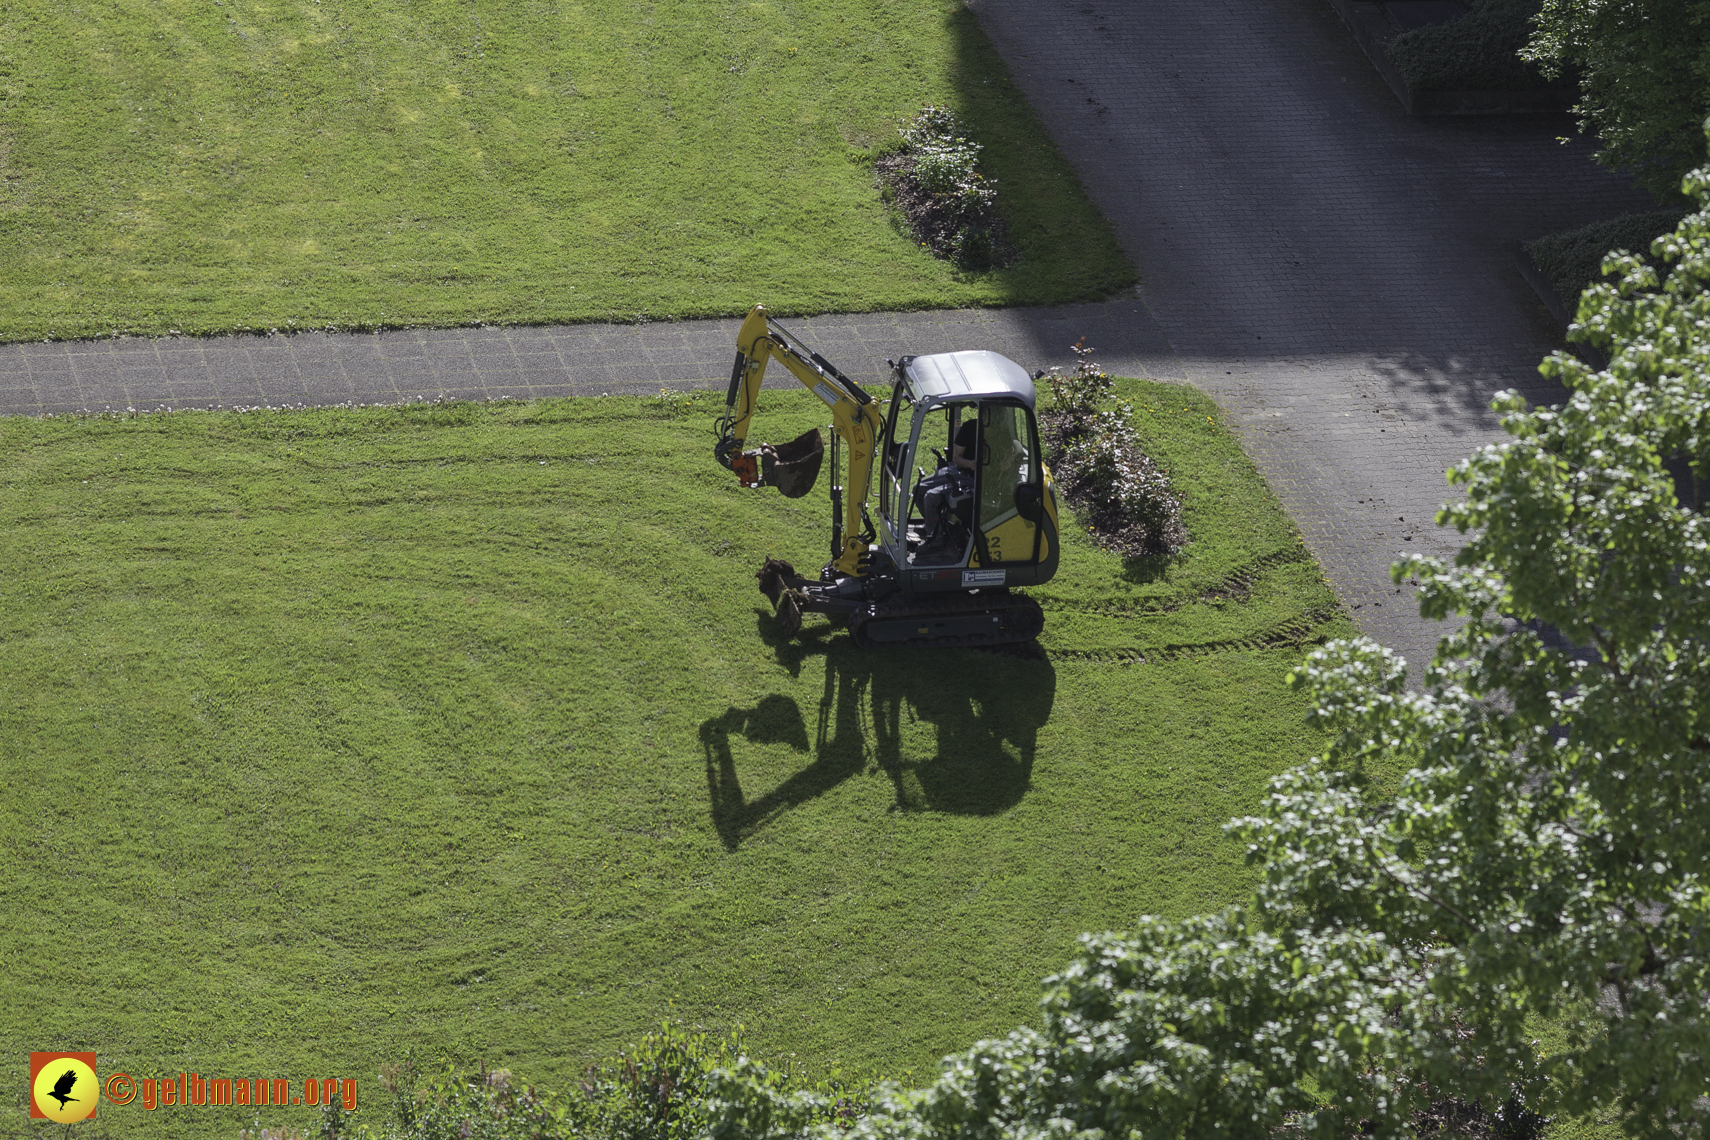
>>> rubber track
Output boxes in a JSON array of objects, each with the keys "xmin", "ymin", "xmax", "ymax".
[
  {"xmin": 1035, "ymin": 544, "xmax": 1314, "ymax": 620},
  {"xmin": 852, "ymin": 591, "xmax": 1044, "ymax": 651},
  {"xmin": 1041, "ymin": 604, "xmax": 1344, "ymax": 666}
]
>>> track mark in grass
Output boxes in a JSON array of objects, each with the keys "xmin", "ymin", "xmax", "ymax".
[
  {"xmin": 1047, "ymin": 605, "xmax": 1345, "ymax": 665},
  {"xmin": 1037, "ymin": 545, "xmax": 1314, "ymax": 619},
  {"xmin": 1045, "ymin": 645, "xmax": 1148, "ymax": 666},
  {"xmin": 1195, "ymin": 545, "xmax": 1315, "ymax": 605},
  {"xmin": 0, "ymin": 387, "xmax": 1339, "ymax": 1116},
  {"xmin": 1037, "ymin": 595, "xmax": 1184, "ymax": 618}
]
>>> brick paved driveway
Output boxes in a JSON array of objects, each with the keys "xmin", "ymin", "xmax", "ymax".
[{"xmin": 971, "ymin": 0, "xmax": 1655, "ymax": 677}]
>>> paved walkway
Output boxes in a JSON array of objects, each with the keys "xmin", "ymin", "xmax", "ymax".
[
  {"xmin": 0, "ymin": 301, "xmax": 1171, "ymax": 417},
  {"xmin": 0, "ymin": 0, "xmax": 1656, "ymax": 677}
]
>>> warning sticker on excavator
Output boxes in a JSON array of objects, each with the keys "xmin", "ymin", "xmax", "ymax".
[
  {"xmin": 962, "ymin": 569, "xmax": 1005, "ymax": 587},
  {"xmin": 811, "ymin": 381, "xmax": 840, "ymax": 406}
]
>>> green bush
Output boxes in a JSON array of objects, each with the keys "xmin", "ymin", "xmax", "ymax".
[
  {"xmin": 1385, "ymin": 0, "xmax": 1557, "ymax": 92},
  {"xmin": 336, "ymin": 1025, "xmax": 869, "ymax": 1140},
  {"xmin": 1525, "ymin": 209, "xmax": 1689, "ymax": 310},
  {"xmin": 879, "ymin": 105, "xmax": 1009, "ymax": 270},
  {"xmin": 1039, "ymin": 342, "xmax": 1188, "ymax": 558}
]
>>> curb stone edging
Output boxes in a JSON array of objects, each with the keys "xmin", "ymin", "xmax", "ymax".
[{"xmin": 1327, "ymin": 0, "xmax": 1576, "ymax": 115}]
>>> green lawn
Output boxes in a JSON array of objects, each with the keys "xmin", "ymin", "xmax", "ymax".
[
  {"xmin": 0, "ymin": 0, "xmax": 1133, "ymax": 343},
  {"xmin": 0, "ymin": 379, "xmax": 1345, "ymax": 1137}
]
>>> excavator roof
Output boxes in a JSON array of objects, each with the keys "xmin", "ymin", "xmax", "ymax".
[{"xmin": 902, "ymin": 350, "xmax": 1036, "ymax": 410}]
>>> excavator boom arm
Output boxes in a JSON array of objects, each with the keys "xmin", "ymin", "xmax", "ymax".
[{"xmin": 714, "ymin": 305, "xmax": 886, "ymax": 576}]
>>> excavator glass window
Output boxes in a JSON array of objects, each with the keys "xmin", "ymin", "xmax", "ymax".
[
  {"xmin": 883, "ymin": 384, "xmax": 911, "ymax": 474},
  {"xmin": 881, "ymin": 385, "xmax": 915, "ymax": 525},
  {"xmin": 901, "ymin": 401, "xmax": 977, "ymax": 567},
  {"xmin": 974, "ymin": 402, "xmax": 1041, "ymax": 566}
]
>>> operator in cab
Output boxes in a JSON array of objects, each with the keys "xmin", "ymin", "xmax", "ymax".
[
  {"xmin": 953, "ymin": 415, "xmax": 978, "ymax": 471},
  {"xmin": 912, "ymin": 408, "xmax": 978, "ymax": 561}
]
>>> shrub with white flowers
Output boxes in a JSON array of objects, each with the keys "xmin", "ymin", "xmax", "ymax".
[
  {"xmin": 880, "ymin": 106, "xmax": 1005, "ymax": 270},
  {"xmin": 1039, "ymin": 340, "xmax": 1187, "ymax": 558}
]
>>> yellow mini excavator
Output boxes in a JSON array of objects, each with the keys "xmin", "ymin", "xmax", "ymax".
[{"xmin": 714, "ymin": 304, "xmax": 1061, "ymax": 648}]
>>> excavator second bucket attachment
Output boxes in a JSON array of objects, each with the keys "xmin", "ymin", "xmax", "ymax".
[
  {"xmin": 760, "ymin": 429, "xmax": 825, "ymax": 499},
  {"xmin": 756, "ymin": 557, "xmax": 797, "ymax": 605},
  {"xmin": 757, "ymin": 557, "xmax": 807, "ymax": 634}
]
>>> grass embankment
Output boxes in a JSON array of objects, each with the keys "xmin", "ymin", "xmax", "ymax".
[
  {"xmin": 0, "ymin": 0, "xmax": 1132, "ymax": 342},
  {"xmin": 1, "ymin": 380, "xmax": 1345, "ymax": 1138}
]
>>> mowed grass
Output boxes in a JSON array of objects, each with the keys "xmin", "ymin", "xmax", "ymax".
[
  {"xmin": 0, "ymin": 0, "xmax": 1133, "ymax": 343},
  {"xmin": 1, "ymin": 380, "xmax": 1347, "ymax": 1137}
]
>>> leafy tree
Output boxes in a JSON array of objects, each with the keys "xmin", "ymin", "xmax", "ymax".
[
  {"xmin": 703, "ymin": 157, "xmax": 1710, "ymax": 1138},
  {"xmin": 1524, "ymin": 0, "xmax": 1710, "ymax": 199}
]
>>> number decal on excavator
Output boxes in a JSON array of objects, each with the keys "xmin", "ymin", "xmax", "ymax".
[{"xmin": 982, "ymin": 515, "xmax": 1036, "ymax": 568}]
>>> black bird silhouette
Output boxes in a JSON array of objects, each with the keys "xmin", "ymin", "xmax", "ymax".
[{"xmin": 47, "ymin": 1068, "xmax": 79, "ymax": 1110}]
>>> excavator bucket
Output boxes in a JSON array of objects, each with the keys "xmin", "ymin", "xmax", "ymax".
[
  {"xmin": 757, "ymin": 557, "xmax": 806, "ymax": 634},
  {"xmin": 756, "ymin": 557, "xmax": 797, "ymax": 605},
  {"xmin": 760, "ymin": 429, "xmax": 824, "ymax": 499}
]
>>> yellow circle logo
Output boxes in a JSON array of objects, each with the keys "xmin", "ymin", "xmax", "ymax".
[{"xmin": 33, "ymin": 1057, "xmax": 98, "ymax": 1123}]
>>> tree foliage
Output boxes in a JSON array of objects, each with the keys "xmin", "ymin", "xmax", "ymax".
[
  {"xmin": 1524, "ymin": 0, "xmax": 1710, "ymax": 199},
  {"xmin": 704, "ymin": 157, "xmax": 1710, "ymax": 1138},
  {"xmin": 332, "ymin": 1026, "xmax": 867, "ymax": 1140}
]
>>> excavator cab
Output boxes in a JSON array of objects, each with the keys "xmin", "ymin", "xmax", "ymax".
[
  {"xmin": 878, "ymin": 352, "xmax": 1059, "ymax": 592},
  {"xmin": 716, "ymin": 305, "xmax": 1059, "ymax": 648}
]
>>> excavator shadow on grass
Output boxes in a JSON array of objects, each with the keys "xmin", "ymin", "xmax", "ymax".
[{"xmin": 699, "ymin": 616, "xmax": 1057, "ymax": 849}]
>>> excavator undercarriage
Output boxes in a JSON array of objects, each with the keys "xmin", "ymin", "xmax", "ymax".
[{"xmin": 756, "ymin": 557, "xmax": 1046, "ymax": 649}]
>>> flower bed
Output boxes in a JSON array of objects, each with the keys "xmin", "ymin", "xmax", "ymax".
[
  {"xmin": 1037, "ymin": 341, "xmax": 1188, "ymax": 559},
  {"xmin": 876, "ymin": 106, "xmax": 1012, "ymax": 270}
]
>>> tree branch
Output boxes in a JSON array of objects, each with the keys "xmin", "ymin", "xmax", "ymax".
[{"xmin": 1374, "ymin": 857, "xmax": 1478, "ymax": 933}]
